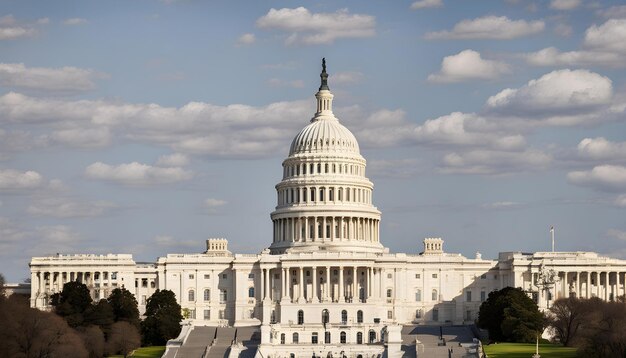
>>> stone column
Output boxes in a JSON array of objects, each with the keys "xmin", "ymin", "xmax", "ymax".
[
  {"xmin": 339, "ymin": 267, "xmax": 344, "ymax": 303},
  {"xmin": 299, "ymin": 267, "xmax": 305, "ymax": 303},
  {"xmin": 604, "ymin": 272, "xmax": 609, "ymax": 300},
  {"xmin": 352, "ymin": 266, "xmax": 357, "ymax": 302},
  {"xmin": 264, "ymin": 268, "xmax": 270, "ymax": 300},
  {"xmin": 312, "ymin": 266, "xmax": 318, "ymax": 302},
  {"xmin": 586, "ymin": 272, "xmax": 590, "ymax": 298}
]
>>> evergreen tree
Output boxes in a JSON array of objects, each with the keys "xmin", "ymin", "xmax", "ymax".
[
  {"xmin": 52, "ymin": 281, "xmax": 93, "ymax": 328},
  {"xmin": 141, "ymin": 290, "xmax": 182, "ymax": 345},
  {"xmin": 107, "ymin": 287, "xmax": 140, "ymax": 327},
  {"xmin": 85, "ymin": 299, "xmax": 115, "ymax": 334},
  {"xmin": 478, "ymin": 287, "xmax": 544, "ymax": 343}
]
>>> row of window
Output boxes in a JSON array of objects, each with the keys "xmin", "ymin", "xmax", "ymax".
[
  {"xmin": 297, "ymin": 309, "xmax": 364, "ymax": 325},
  {"xmin": 188, "ymin": 289, "xmax": 229, "ymax": 303},
  {"xmin": 187, "ymin": 273, "xmax": 229, "ymax": 280},
  {"xmin": 281, "ymin": 330, "xmax": 376, "ymax": 345},
  {"xmin": 277, "ymin": 186, "xmax": 371, "ymax": 205},
  {"xmin": 283, "ymin": 162, "xmax": 364, "ymax": 179}
]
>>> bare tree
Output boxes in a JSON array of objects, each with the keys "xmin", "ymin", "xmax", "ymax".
[
  {"xmin": 547, "ymin": 297, "xmax": 587, "ymax": 346},
  {"xmin": 107, "ymin": 321, "xmax": 140, "ymax": 358},
  {"xmin": 78, "ymin": 325, "xmax": 105, "ymax": 358}
]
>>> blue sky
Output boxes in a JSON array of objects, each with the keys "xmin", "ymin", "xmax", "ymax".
[{"xmin": 1, "ymin": 0, "xmax": 626, "ymax": 281}]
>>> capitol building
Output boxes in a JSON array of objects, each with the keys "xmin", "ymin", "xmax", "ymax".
[{"xmin": 29, "ymin": 62, "xmax": 626, "ymax": 358}]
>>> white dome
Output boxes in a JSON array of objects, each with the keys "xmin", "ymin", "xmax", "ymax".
[{"xmin": 288, "ymin": 118, "xmax": 360, "ymax": 156}]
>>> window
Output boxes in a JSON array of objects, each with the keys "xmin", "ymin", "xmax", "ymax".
[
  {"xmin": 432, "ymin": 308, "xmax": 439, "ymax": 322},
  {"xmin": 248, "ymin": 287, "xmax": 255, "ymax": 298},
  {"xmin": 189, "ymin": 309, "xmax": 196, "ymax": 319},
  {"xmin": 340, "ymin": 331, "xmax": 347, "ymax": 344},
  {"xmin": 481, "ymin": 290, "xmax": 486, "ymax": 302},
  {"xmin": 325, "ymin": 331, "xmax": 331, "ymax": 344},
  {"xmin": 248, "ymin": 273, "xmax": 254, "ymax": 279},
  {"xmin": 480, "ymin": 274, "xmax": 486, "ymax": 279},
  {"xmin": 322, "ymin": 309, "xmax": 329, "ymax": 325},
  {"xmin": 357, "ymin": 332, "xmax": 363, "ymax": 344},
  {"xmin": 204, "ymin": 309, "xmax": 210, "ymax": 320},
  {"xmin": 369, "ymin": 330, "xmax": 376, "ymax": 344},
  {"xmin": 415, "ymin": 274, "xmax": 421, "ymax": 279},
  {"xmin": 204, "ymin": 274, "xmax": 210, "ymax": 279},
  {"xmin": 312, "ymin": 332, "xmax": 318, "ymax": 344},
  {"xmin": 341, "ymin": 310, "xmax": 348, "ymax": 323},
  {"xmin": 432, "ymin": 289, "xmax": 438, "ymax": 301},
  {"xmin": 466, "ymin": 310, "xmax": 472, "ymax": 321},
  {"xmin": 188, "ymin": 289, "xmax": 195, "ymax": 302},
  {"xmin": 387, "ymin": 273, "xmax": 392, "ymax": 279},
  {"xmin": 357, "ymin": 310, "xmax": 363, "ymax": 323},
  {"xmin": 222, "ymin": 274, "xmax": 227, "ymax": 279},
  {"xmin": 416, "ymin": 309, "xmax": 422, "ymax": 319},
  {"xmin": 151, "ymin": 281, "xmax": 156, "ymax": 288},
  {"xmin": 387, "ymin": 310, "xmax": 393, "ymax": 319},
  {"xmin": 466, "ymin": 291, "xmax": 472, "ymax": 302},
  {"xmin": 220, "ymin": 289, "xmax": 227, "ymax": 303},
  {"xmin": 141, "ymin": 295, "xmax": 146, "ymax": 305},
  {"xmin": 281, "ymin": 333, "xmax": 285, "ymax": 344},
  {"xmin": 297, "ymin": 310, "xmax": 304, "ymax": 325},
  {"xmin": 204, "ymin": 289, "xmax": 210, "ymax": 301},
  {"xmin": 189, "ymin": 274, "xmax": 194, "ymax": 279},
  {"xmin": 432, "ymin": 273, "xmax": 438, "ymax": 279},
  {"xmin": 111, "ymin": 272, "xmax": 117, "ymax": 280},
  {"xmin": 293, "ymin": 333, "xmax": 299, "ymax": 344},
  {"xmin": 387, "ymin": 289, "xmax": 393, "ymax": 298},
  {"xmin": 142, "ymin": 279, "xmax": 148, "ymax": 288},
  {"xmin": 219, "ymin": 310, "xmax": 225, "ymax": 319},
  {"xmin": 415, "ymin": 289, "xmax": 422, "ymax": 302}
]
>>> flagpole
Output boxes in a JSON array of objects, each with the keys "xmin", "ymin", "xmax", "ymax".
[{"xmin": 550, "ymin": 226, "xmax": 554, "ymax": 253}]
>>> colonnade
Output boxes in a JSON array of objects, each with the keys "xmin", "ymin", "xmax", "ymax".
[
  {"xmin": 282, "ymin": 161, "xmax": 365, "ymax": 179},
  {"xmin": 31, "ymin": 270, "xmax": 116, "ymax": 302},
  {"xmin": 277, "ymin": 186, "xmax": 372, "ymax": 206},
  {"xmin": 259, "ymin": 266, "xmax": 388, "ymax": 304},
  {"xmin": 533, "ymin": 270, "xmax": 626, "ymax": 303},
  {"xmin": 273, "ymin": 216, "xmax": 379, "ymax": 243}
]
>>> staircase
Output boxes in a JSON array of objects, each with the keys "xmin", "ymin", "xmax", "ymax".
[
  {"xmin": 204, "ymin": 327, "xmax": 236, "ymax": 358},
  {"xmin": 236, "ymin": 327, "xmax": 261, "ymax": 358},
  {"xmin": 176, "ymin": 326, "xmax": 217, "ymax": 358}
]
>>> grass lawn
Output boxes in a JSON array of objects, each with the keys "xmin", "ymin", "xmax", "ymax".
[
  {"xmin": 483, "ymin": 343, "xmax": 577, "ymax": 358},
  {"xmin": 107, "ymin": 346, "xmax": 166, "ymax": 358}
]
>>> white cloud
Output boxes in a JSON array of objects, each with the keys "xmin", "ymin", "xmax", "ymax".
[
  {"xmin": 607, "ymin": 229, "xmax": 626, "ymax": 241},
  {"xmin": 237, "ymin": 33, "xmax": 255, "ymax": 45},
  {"xmin": 156, "ymin": 153, "xmax": 189, "ymax": 167},
  {"xmin": 205, "ymin": 198, "xmax": 227, "ymax": 207},
  {"xmin": 63, "ymin": 18, "xmax": 88, "ymax": 26},
  {"xmin": 550, "ymin": 0, "xmax": 581, "ymax": 10},
  {"xmin": 27, "ymin": 197, "xmax": 116, "ymax": 218},
  {"xmin": 554, "ymin": 23, "xmax": 573, "ymax": 36},
  {"xmin": 267, "ymin": 78, "xmax": 305, "ymax": 88},
  {"xmin": 0, "ymin": 63, "xmax": 107, "ymax": 93},
  {"xmin": 411, "ymin": 0, "xmax": 443, "ymax": 10},
  {"xmin": 0, "ymin": 15, "xmax": 37, "ymax": 40},
  {"xmin": 597, "ymin": 5, "xmax": 626, "ymax": 19},
  {"xmin": 482, "ymin": 201, "xmax": 522, "ymax": 209},
  {"xmin": 440, "ymin": 149, "xmax": 552, "ymax": 175},
  {"xmin": 44, "ymin": 127, "xmax": 112, "ymax": 148},
  {"xmin": 32, "ymin": 225, "xmax": 83, "ymax": 254},
  {"xmin": 524, "ymin": 47, "xmax": 625, "ymax": 68},
  {"xmin": 332, "ymin": 71, "xmax": 364, "ymax": 85},
  {"xmin": 0, "ymin": 169, "xmax": 44, "ymax": 190},
  {"xmin": 85, "ymin": 162, "xmax": 193, "ymax": 186},
  {"xmin": 577, "ymin": 137, "xmax": 626, "ymax": 161},
  {"xmin": 427, "ymin": 50, "xmax": 510, "ymax": 83},
  {"xmin": 256, "ymin": 7, "xmax": 376, "ymax": 45},
  {"xmin": 567, "ymin": 165, "xmax": 626, "ymax": 191},
  {"xmin": 486, "ymin": 69, "xmax": 613, "ymax": 120},
  {"xmin": 584, "ymin": 19, "xmax": 626, "ymax": 54},
  {"xmin": 425, "ymin": 16, "xmax": 544, "ymax": 40},
  {"xmin": 615, "ymin": 194, "xmax": 626, "ymax": 207}
]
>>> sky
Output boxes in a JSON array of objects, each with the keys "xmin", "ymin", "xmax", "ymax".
[{"xmin": 1, "ymin": 0, "xmax": 626, "ymax": 281}]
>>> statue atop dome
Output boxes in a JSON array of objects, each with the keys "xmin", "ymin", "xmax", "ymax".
[{"xmin": 319, "ymin": 57, "xmax": 329, "ymax": 91}]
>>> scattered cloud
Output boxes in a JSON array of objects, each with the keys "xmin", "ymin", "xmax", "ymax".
[
  {"xmin": 43, "ymin": 127, "xmax": 112, "ymax": 148},
  {"xmin": 237, "ymin": 33, "xmax": 256, "ymax": 45},
  {"xmin": 256, "ymin": 7, "xmax": 376, "ymax": 45},
  {"xmin": 596, "ymin": 5, "xmax": 626, "ymax": 19},
  {"xmin": 0, "ymin": 15, "xmax": 38, "ymax": 40},
  {"xmin": 425, "ymin": 16, "xmax": 544, "ymax": 40},
  {"xmin": 0, "ymin": 169, "xmax": 44, "ymax": 190},
  {"xmin": 554, "ymin": 23, "xmax": 573, "ymax": 36},
  {"xmin": 63, "ymin": 18, "xmax": 88, "ymax": 26},
  {"xmin": 204, "ymin": 198, "xmax": 227, "ymax": 214},
  {"xmin": 85, "ymin": 162, "xmax": 193, "ymax": 186},
  {"xmin": 577, "ymin": 137, "xmax": 626, "ymax": 161},
  {"xmin": 331, "ymin": 71, "xmax": 364, "ymax": 85},
  {"xmin": 410, "ymin": 0, "xmax": 443, "ymax": 10},
  {"xmin": 267, "ymin": 78, "xmax": 305, "ymax": 88},
  {"xmin": 607, "ymin": 229, "xmax": 626, "ymax": 241},
  {"xmin": 427, "ymin": 50, "xmax": 510, "ymax": 83},
  {"xmin": 615, "ymin": 194, "xmax": 626, "ymax": 207},
  {"xmin": 0, "ymin": 63, "xmax": 108, "ymax": 94},
  {"xmin": 550, "ymin": 0, "xmax": 581, "ymax": 10},
  {"xmin": 482, "ymin": 201, "xmax": 522, "ymax": 209},
  {"xmin": 567, "ymin": 165, "xmax": 626, "ymax": 191},
  {"xmin": 32, "ymin": 225, "xmax": 83, "ymax": 254},
  {"xmin": 584, "ymin": 19, "xmax": 626, "ymax": 54},
  {"xmin": 27, "ymin": 197, "xmax": 116, "ymax": 218},
  {"xmin": 439, "ymin": 149, "xmax": 552, "ymax": 175},
  {"xmin": 156, "ymin": 153, "xmax": 189, "ymax": 167},
  {"xmin": 485, "ymin": 69, "xmax": 613, "ymax": 122}
]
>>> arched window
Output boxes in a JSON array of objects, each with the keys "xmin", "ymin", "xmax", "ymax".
[
  {"xmin": 310, "ymin": 163, "xmax": 314, "ymax": 174},
  {"xmin": 310, "ymin": 188, "xmax": 315, "ymax": 202},
  {"xmin": 322, "ymin": 309, "xmax": 329, "ymax": 325},
  {"xmin": 329, "ymin": 188, "xmax": 334, "ymax": 201},
  {"xmin": 188, "ymin": 289, "xmax": 195, "ymax": 302},
  {"xmin": 325, "ymin": 331, "xmax": 331, "ymax": 344},
  {"xmin": 204, "ymin": 289, "xmax": 210, "ymax": 301},
  {"xmin": 319, "ymin": 188, "xmax": 324, "ymax": 202},
  {"xmin": 369, "ymin": 330, "xmax": 376, "ymax": 343},
  {"xmin": 303, "ymin": 164, "xmax": 307, "ymax": 175},
  {"xmin": 248, "ymin": 287, "xmax": 255, "ymax": 298},
  {"xmin": 341, "ymin": 310, "xmax": 347, "ymax": 323},
  {"xmin": 280, "ymin": 333, "xmax": 285, "ymax": 344},
  {"xmin": 293, "ymin": 333, "xmax": 299, "ymax": 344},
  {"xmin": 432, "ymin": 289, "xmax": 438, "ymax": 301},
  {"xmin": 317, "ymin": 163, "xmax": 321, "ymax": 174},
  {"xmin": 357, "ymin": 310, "xmax": 363, "ymax": 323},
  {"xmin": 338, "ymin": 188, "xmax": 343, "ymax": 201},
  {"xmin": 357, "ymin": 332, "xmax": 363, "ymax": 344},
  {"xmin": 415, "ymin": 289, "xmax": 421, "ymax": 302},
  {"xmin": 340, "ymin": 331, "xmax": 347, "ymax": 344},
  {"xmin": 297, "ymin": 310, "xmax": 304, "ymax": 325},
  {"xmin": 325, "ymin": 163, "xmax": 329, "ymax": 173}
]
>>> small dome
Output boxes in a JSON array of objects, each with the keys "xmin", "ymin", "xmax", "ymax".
[{"xmin": 288, "ymin": 118, "xmax": 360, "ymax": 156}]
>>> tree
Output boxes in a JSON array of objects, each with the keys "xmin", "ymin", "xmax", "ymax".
[
  {"xmin": 547, "ymin": 297, "xmax": 587, "ymax": 346},
  {"xmin": 52, "ymin": 281, "xmax": 93, "ymax": 328},
  {"xmin": 78, "ymin": 325, "xmax": 105, "ymax": 358},
  {"xmin": 478, "ymin": 287, "xmax": 544, "ymax": 343},
  {"xmin": 107, "ymin": 287, "xmax": 140, "ymax": 327},
  {"xmin": 577, "ymin": 298, "xmax": 626, "ymax": 357},
  {"xmin": 107, "ymin": 321, "xmax": 141, "ymax": 358},
  {"xmin": 84, "ymin": 299, "xmax": 115, "ymax": 333},
  {"xmin": 141, "ymin": 289, "xmax": 183, "ymax": 345},
  {"xmin": 0, "ymin": 273, "xmax": 5, "ymax": 298}
]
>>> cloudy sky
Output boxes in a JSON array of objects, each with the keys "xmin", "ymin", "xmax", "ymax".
[{"xmin": 1, "ymin": 0, "xmax": 626, "ymax": 281}]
